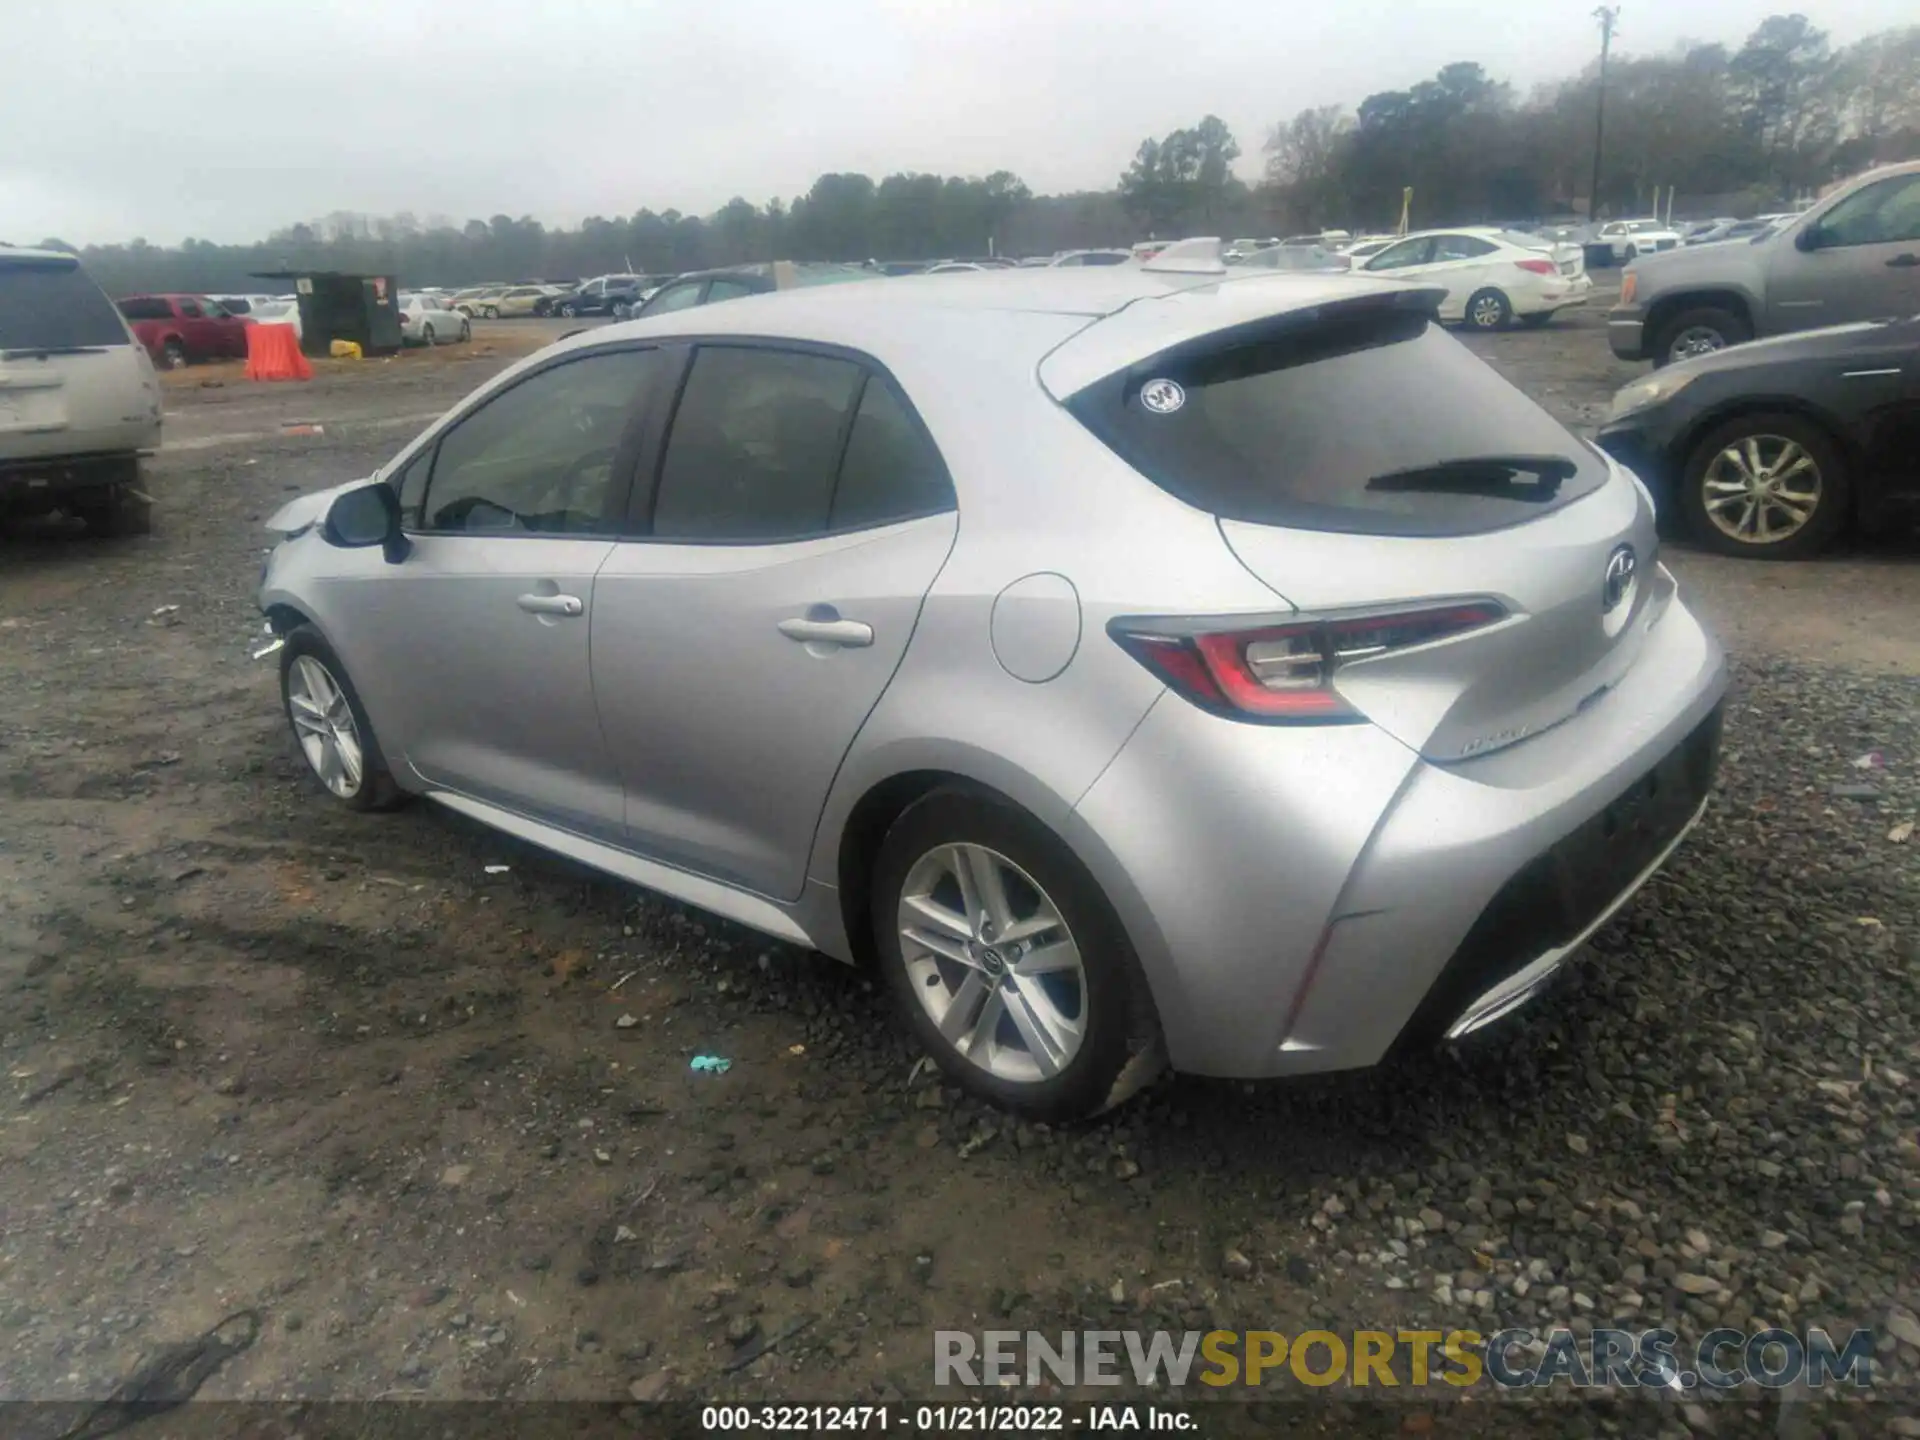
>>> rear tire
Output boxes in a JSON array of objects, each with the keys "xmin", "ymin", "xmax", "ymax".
[
  {"xmin": 871, "ymin": 788, "xmax": 1162, "ymax": 1121},
  {"xmin": 422, "ymin": 322, "xmax": 437, "ymax": 346},
  {"xmin": 279, "ymin": 626, "xmax": 405, "ymax": 812},
  {"xmin": 1679, "ymin": 410, "xmax": 1849, "ymax": 560},
  {"xmin": 1463, "ymin": 288, "xmax": 1512, "ymax": 331},
  {"xmin": 74, "ymin": 476, "xmax": 152, "ymax": 538},
  {"xmin": 1652, "ymin": 306, "xmax": 1751, "ymax": 368}
]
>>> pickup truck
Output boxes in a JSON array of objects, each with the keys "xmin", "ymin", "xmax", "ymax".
[
  {"xmin": 1609, "ymin": 160, "xmax": 1920, "ymax": 367},
  {"xmin": 115, "ymin": 294, "xmax": 251, "ymax": 368}
]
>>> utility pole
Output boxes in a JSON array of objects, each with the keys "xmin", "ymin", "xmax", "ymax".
[{"xmin": 1589, "ymin": 6, "xmax": 1621, "ymax": 223}]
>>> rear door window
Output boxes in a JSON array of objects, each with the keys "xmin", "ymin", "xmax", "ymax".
[
  {"xmin": 1366, "ymin": 238, "xmax": 1435, "ymax": 270},
  {"xmin": 0, "ymin": 260, "xmax": 131, "ymax": 350},
  {"xmin": 1065, "ymin": 310, "xmax": 1609, "ymax": 538},
  {"xmin": 704, "ymin": 278, "xmax": 759, "ymax": 304},
  {"xmin": 830, "ymin": 376, "xmax": 954, "ymax": 529},
  {"xmin": 650, "ymin": 346, "xmax": 862, "ymax": 540}
]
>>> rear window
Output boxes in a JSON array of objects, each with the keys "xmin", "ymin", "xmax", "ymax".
[
  {"xmin": 1065, "ymin": 310, "xmax": 1609, "ymax": 537},
  {"xmin": 0, "ymin": 259, "xmax": 131, "ymax": 351}
]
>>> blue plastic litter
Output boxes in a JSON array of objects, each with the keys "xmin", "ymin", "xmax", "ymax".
[{"xmin": 690, "ymin": 1055, "xmax": 732, "ymax": 1074}]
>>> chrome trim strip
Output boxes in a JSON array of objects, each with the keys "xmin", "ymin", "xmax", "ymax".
[
  {"xmin": 1842, "ymin": 368, "xmax": 1901, "ymax": 378},
  {"xmin": 1444, "ymin": 794, "xmax": 1711, "ymax": 1041},
  {"xmin": 425, "ymin": 789, "xmax": 815, "ymax": 947}
]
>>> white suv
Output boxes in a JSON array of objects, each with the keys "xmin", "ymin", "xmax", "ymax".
[{"xmin": 0, "ymin": 248, "xmax": 161, "ymax": 535}]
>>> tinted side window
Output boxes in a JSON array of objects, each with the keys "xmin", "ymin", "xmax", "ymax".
[
  {"xmin": 1818, "ymin": 175, "xmax": 1920, "ymax": 247},
  {"xmin": 1433, "ymin": 235, "xmax": 1496, "ymax": 261},
  {"xmin": 704, "ymin": 278, "xmax": 759, "ymax": 303},
  {"xmin": 114, "ymin": 297, "xmax": 171, "ymax": 323},
  {"xmin": 1368, "ymin": 238, "xmax": 1434, "ymax": 270},
  {"xmin": 831, "ymin": 377, "xmax": 953, "ymax": 529},
  {"xmin": 178, "ymin": 299, "xmax": 204, "ymax": 318},
  {"xmin": 1081, "ymin": 251, "xmax": 1129, "ymax": 266},
  {"xmin": 420, "ymin": 348, "xmax": 663, "ymax": 536},
  {"xmin": 392, "ymin": 447, "xmax": 432, "ymax": 528},
  {"xmin": 641, "ymin": 282, "xmax": 705, "ymax": 316},
  {"xmin": 652, "ymin": 346, "xmax": 862, "ymax": 541}
]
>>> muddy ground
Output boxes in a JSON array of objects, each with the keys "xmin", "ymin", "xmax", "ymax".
[{"xmin": 2, "ymin": 298, "xmax": 1916, "ymax": 1436}]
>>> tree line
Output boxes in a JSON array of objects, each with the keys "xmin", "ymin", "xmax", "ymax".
[{"xmin": 37, "ymin": 13, "xmax": 1919, "ymax": 297}]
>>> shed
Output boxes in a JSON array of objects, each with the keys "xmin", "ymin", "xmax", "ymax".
[{"xmin": 251, "ymin": 269, "xmax": 402, "ymax": 357}]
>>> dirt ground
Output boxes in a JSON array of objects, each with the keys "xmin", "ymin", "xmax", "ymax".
[{"xmin": 2, "ymin": 297, "xmax": 1916, "ymax": 1433}]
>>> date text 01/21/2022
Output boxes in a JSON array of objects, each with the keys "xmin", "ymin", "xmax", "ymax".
[{"xmin": 698, "ymin": 1404, "xmax": 1197, "ymax": 1431}]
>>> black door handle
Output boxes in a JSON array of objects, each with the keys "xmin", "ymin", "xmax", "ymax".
[{"xmin": 1888, "ymin": 253, "xmax": 1920, "ymax": 268}]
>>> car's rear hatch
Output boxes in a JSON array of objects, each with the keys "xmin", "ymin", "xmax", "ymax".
[
  {"xmin": 1044, "ymin": 282, "xmax": 1661, "ymax": 762},
  {"xmin": 0, "ymin": 252, "xmax": 160, "ymax": 465}
]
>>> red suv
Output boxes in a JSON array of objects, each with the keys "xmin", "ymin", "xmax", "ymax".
[{"xmin": 116, "ymin": 294, "xmax": 251, "ymax": 368}]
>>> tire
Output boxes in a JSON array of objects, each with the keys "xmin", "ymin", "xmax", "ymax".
[
  {"xmin": 422, "ymin": 322, "xmax": 437, "ymax": 346},
  {"xmin": 1625, "ymin": 244, "xmax": 1640, "ymax": 261},
  {"xmin": 1679, "ymin": 411, "xmax": 1850, "ymax": 560},
  {"xmin": 459, "ymin": 319, "xmax": 471, "ymax": 342},
  {"xmin": 161, "ymin": 339, "xmax": 187, "ymax": 370},
  {"xmin": 1463, "ymin": 288, "xmax": 1512, "ymax": 331},
  {"xmin": 278, "ymin": 626, "xmax": 405, "ymax": 812},
  {"xmin": 483, "ymin": 306, "xmax": 499, "ymax": 319},
  {"xmin": 557, "ymin": 302, "xmax": 576, "ymax": 318},
  {"xmin": 1652, "ymin": 306, "xmax": 1751, "ymax": 369},
  {"xmin": 871, "ymin": 788, "xmax": 1162, "ymax": 1121},
  {"xmin": 74, "ymin": 474, "xmax": 152, "ymax": 538}
]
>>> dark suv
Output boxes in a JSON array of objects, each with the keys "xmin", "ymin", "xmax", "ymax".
[{"xmin": 553, "ymin": 275, "xmax": 661, "ymax": 319}]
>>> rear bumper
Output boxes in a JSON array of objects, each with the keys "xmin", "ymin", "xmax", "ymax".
[{"xmin": 1067, "ymin": 576, "xmax": 1727, "ymax": 1079}]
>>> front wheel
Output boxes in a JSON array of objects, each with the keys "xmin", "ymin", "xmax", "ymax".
[
  {"xmin": 872, "ymin": 789, "xmax": 1161, "ymax": 1120},
  {"xmin": 1464, "ymin": 288, "xmax": 1512, "ymax": 331},
  {"xmin": 483, "ymin": 306, "xmax": 499, "ymax": 319},
  {"xmin": 279, "ymin": 627, "xmax": 405, "ymax": 811},
  {"xmin": 1652, "ymin": 306, "xmax": 1751, "ymax": 368},
  {"xmin": 161, "ymin": 339, "xmax": 187, "ymax": 370},
  {"xmin": 557, "ymin": 302, "xmax": 576, "ymax": 318},
  {"xmin": 1679, "ymin": 412, "xmax": 1850, "ymax": 560}
]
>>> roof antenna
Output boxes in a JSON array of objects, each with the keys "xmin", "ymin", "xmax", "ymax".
[{"xmin": 1141, "ymin": 237, "xmax": 1227, "ymax": 274}]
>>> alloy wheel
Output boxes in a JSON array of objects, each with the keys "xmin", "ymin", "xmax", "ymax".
[
  {"xmin": 896, "ymin": 843, "xmax": 1087, "ymax": 1084},
  {"xmin": 1701, "ymin": 434, "xmax": 1823, "ymax": 545},
  {"xmin": 1469, "ymin": 294, "xmax": 1505, "ymax": 328},
  {"xmin": 1668, "ymin": 325, "xmax": 1727, "ymax": 362},
  {"xmin": 287, "ymin": 655, "xmax": 365, "ymax": 798}
]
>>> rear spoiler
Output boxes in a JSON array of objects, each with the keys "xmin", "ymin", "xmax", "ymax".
[{"xmin": 1038, "ymin": 284, "xmax": 1447, "ymax": 401}]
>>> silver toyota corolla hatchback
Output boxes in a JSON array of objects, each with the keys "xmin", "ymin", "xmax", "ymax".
[{"xmin": 260, "ymin": 250, "xmax": 1726, "ymax": 1119}]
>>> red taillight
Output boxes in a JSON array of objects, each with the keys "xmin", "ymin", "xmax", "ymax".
[
  {"xmin": 1112, "ymin": 602, "xmax": 1506, "ymax": 724},
  {"xmin": 1515, "ymin": 258, "xmax": 1558, "ymax": 276}
]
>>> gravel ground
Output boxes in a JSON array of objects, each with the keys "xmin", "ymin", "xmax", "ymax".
[{"xmin": 1, "ymin": 305, "xmax": 1916, "ymax": 1437}]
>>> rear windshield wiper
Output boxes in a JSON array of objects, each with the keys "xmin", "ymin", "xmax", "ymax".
[
  {"xmin": 1366, "ymin": 454, "xmax": 1576, "ymax": 502},
  {"xmin": 1, "ymin": 345, "xmax": 112, "ymax": 360}
]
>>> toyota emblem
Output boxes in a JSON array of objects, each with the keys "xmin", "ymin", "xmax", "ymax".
[{"xmin": 1602, "ymin": 544, "xmax": 1638, "ymax": 619}]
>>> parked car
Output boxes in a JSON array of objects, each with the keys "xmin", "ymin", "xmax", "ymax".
[
  {"xmin": 1609, "ymin": 161, "xmax": 1920, "ymax": 368},
  {"xmin": 1049, "ymin": 250, "xmax": 1132, "ymax": 268},
  {"xmin": 926, "ymin": 262, "xmax": 987, "ymax": 274},
  {"xmin": 450, "ymin": 287, "xmax": 505, "ymax": 317},
  {"xmin": 475, "ymin": 285, "xmax": 554, "ymax": 319},
  {"xmin": 631, "ymin": 262, "xmax": 875, "ymax": 318},
  {"xmin": 1597, "ymin": 315, "xmax": 1920, "ymax": 559},
  {"xmin": 257, "ymin": 265, "xmax": 1725, "ymax": 1118},
  {"xmin": 553, "ymin": 275, "xmax": 658, "ymax": 318},
  {"xmin": 1358, "ymin": 228, "xmax": 1593, "ymax": 329},
  {"xmin": 1681, "ymin": 218, "xmax": 1739, "ymax": 244},
  {"xmin": 397, "ymin": 293, "xmax": 471, "ymax": 346},
  {"xmin": 1596, "ymin": 219, "xmax": 1685, "ymax": 263},
  {"xmin": 115, "ymin": 294, "xmax": 251, "ymax": 368},
  {"xmin": 1233, "ymin": 244, "xmax": 1348, "ymax": 272},
  {"xmin": 0, "ymin": 247, "xmax": 161, "ymax": 535}
]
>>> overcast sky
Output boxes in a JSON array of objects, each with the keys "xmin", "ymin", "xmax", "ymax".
[{"xmin": 5, "ymin": 0, "xmax": 1911, "ymax": 246}]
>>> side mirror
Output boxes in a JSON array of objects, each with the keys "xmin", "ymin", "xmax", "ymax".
[
  {"xmin": 1795, "ymin": 225, "xmax": 1824, "ymax": 253},
  {"xmin": 323, "ymin": 482, "xmax": 410, "ymax": 564}
]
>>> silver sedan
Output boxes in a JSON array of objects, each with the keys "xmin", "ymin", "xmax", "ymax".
[{"xmin": 259, "ymin": 253, "xmax": 1726, "ymax": 1118}]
